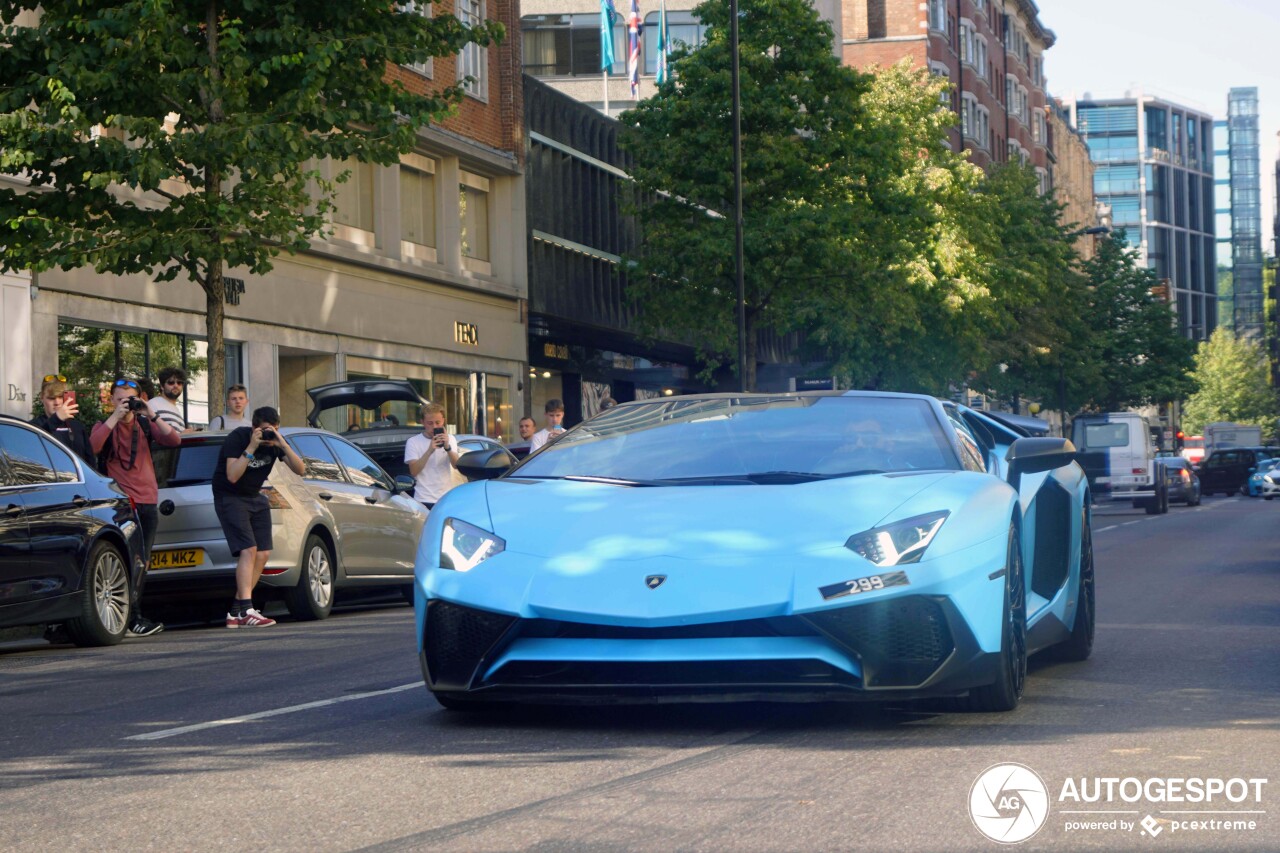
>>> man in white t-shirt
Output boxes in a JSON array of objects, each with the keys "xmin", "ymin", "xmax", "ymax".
[
  {"xmin": 404, "ymin": 402, "xmax": 461, "ymax": 508},
  {"xmin": 208, "ymin": 384, "xmax": 252, "ymax": 431},
  {"xmin": 528, "ymin": 398, "xmax": 566, "ymax": 453},
  {"xmin": 148, "ymin": 366, "xmax": 189, "ymax": 431}
]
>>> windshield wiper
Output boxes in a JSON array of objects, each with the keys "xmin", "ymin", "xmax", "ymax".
[
  {"xmin": 742, "ymin": 470, "xmax": 886, "ymax": 483},
  {"xmin": 562, "ymin": 475, "xmax": 663, "ymax": 487}
]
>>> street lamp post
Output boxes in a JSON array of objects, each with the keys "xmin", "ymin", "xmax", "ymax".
[{"xmin": 729, "ymin": 0, "xmax": 746, "ymax": 392}]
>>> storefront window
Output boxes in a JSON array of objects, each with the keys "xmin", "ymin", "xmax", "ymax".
[
  {"xmin": 55, "ymin": 322, "xmax": 227, "ymax": 427},
  {"xmin": 432, "ymin": 368, "xmax": 471, "ymax": 434},
  {"xmin": 485, "ymin": 374, "xmax": 512, "ymax": 442},
  {"xmin": 529, "ymin": 367, "xmax": 566, "ymax": 428}
]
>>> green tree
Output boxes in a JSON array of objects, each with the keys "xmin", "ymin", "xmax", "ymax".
[
  {"xmin": 1, "ymin": 1, "xmax": 501, "ymax": 417},
  {"xmin": 968, "ymin": 165, "xmax": 1096, "ymax": 411},
  {"xmin": 1182, "ymin": 328, "xmax": 1278, "ymax": 437},
  {"xmin": 620, "ymin": 3, "xmax": 983, "ymax": 391},
  {"xmin": 1080, "ymin": 234, "xmax": 1196, "ymax": 411}
]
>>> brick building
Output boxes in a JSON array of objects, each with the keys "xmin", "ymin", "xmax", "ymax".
[
  {"xmin": 1048, "ymin": 102, "xmax": 1099, "ymax": 261},
  {"xmin": 842, "ymin": 0, "xmax": 1055, "ymax": 185}
]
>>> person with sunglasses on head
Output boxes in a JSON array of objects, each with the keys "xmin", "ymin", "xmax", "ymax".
[
  {"xmin": 147, "ymin": 366, "xmax": 190, "ymax": 432},
  {"xmin": 89, "ymin": 378, "xmax": 182, "ymax": 637},
  {"xmin": 30, "ymin": 374, "xmax": 94, "ymax": 463}
]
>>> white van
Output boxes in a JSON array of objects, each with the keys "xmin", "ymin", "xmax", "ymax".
[{"xmin": 1072, "ymin": 413, "xmax": 1169, "ymax": 514}]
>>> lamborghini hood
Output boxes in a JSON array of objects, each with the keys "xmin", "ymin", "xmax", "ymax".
[{"xmin": 482, "ymin": 473, "xmax": 953, "ymax": 560}]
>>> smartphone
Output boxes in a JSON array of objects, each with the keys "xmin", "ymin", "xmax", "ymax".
[
  {"xmin": 63, "ymin": 390, "xmax": 77, "ymax": 403},
  {"xmin": 432, "ymin": 427, "xmax": 446, "ymax": 437}
]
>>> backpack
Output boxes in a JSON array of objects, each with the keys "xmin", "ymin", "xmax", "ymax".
[{"xmin": 97, "ymin": 416, "xmax": 153, "ymax": 476}]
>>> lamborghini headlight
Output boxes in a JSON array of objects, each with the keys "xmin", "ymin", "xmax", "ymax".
[
  {"xmin": 845, "ymin": 511, "xmax": 950, "ymax": 567},
  {"xmin": 440, "ymin": 518, "xmax": 506, "ymax": 572}
]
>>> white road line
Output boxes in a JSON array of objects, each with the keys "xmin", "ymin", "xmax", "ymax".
[
  {"xmin": 1096, "ymin": 525, "xmax": 1118, "ymax": 532},
  {"xmin": 1119, "ymin": 520, "xmax": 1142, "ymax": 527},
  {"xmin": 124, "ymin": 682, "xmax": 419, "ymax": 742}
]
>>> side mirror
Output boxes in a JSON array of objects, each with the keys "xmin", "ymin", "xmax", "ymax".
[
  {"xmin": 393, "ymin": 475, "xmax": 415, "ymax": 495},
  {"xmin": 456, "ymin": 447, "xmax": 514, "ymax": 481},
  {"xmin": 1005, "ymin": 437, "xmax": 1078, "ymax": 490}
]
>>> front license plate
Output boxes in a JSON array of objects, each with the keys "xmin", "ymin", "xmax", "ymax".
[
  {"xmin": 819, "ymin": 570, "xmax": 910, "ymax": 601},
  {"xmin": 150, "ymin": 548, "xmax": 203, "ymax": 569}
]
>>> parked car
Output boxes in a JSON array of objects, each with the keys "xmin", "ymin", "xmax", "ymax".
[
  {"xmin": 1194, "ymin": 447, "xmax": 1277, "ymax": 496},
  {"xmin": 1258, "ymin": 464, "xmax": 1280, "ymax": 501},
  {"xmin": 147, "ymin": 427, "xmax": 427, "ymax": 620},
  {"xmin": 305, "ymin": 379, "xmax": 520, "ymax": 480},
  {"xmin": 1157, "ymin": 456, "xmax": 1201, "ymax": 506},
  {"xmin": 0, "ymin": 415, "xmax": 144, "ymax": 645},
  {"xmin": 1246, "ymin": 457, "xmax": 1280, "ymax": 497}
]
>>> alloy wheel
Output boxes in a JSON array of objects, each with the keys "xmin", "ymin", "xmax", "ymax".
[
  {"xmin": 307, "ymin": 545, "xmax": 334, "ymax": 609},
  {"xmin": 94, "ymin": 550, "xmax": 130, "ymax": 635}
]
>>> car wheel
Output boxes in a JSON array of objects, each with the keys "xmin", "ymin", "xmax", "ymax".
[
  {"xmin": 962, "ymin": 524, "xmax": 1026, "ymax": 712},
  {"xmin": 1048, "ymin": 514, "xmax": 1095, "ymax": 662},
  {"xmin": 64, "ymin": 540, "xmax": 131, "ymax": 647},
  {"xmin": 285, "ymin": 534, "xmax": 334, "ymax": 621},
  {"xmin": 1266, "ymin": 496, "xmax": 1274, "ymax": 501}
]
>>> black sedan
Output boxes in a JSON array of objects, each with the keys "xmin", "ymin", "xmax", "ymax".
[{"xmin": 0, "ymin": 415, "xmax": 144, "ymax": 646}]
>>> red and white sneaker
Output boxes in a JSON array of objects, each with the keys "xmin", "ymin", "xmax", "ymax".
[{"xmin": 226, "ymin": 609, "xmax": 277, "ymax": 628}]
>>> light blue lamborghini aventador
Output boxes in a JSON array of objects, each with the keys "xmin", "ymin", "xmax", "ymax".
[{"xmin": 414, "ymin": 391, "xmax": 1094, "ymax": 712}]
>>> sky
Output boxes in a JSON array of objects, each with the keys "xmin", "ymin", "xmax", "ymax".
[{"xmin": 1040, "ymin": 0, "xmax": 1280, "ymax": 250}]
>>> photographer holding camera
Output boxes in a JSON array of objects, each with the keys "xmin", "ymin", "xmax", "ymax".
[
  {"xmin": 405, "ymin": 402, "xmax": 460, "ymax": 510},
  {"xmin": 89, "ymin": 378, "xmax": 182, "ymax": 637},
  {"xmin": 214, "ymin": 407, "xmax": 306, "ymax": 628}
]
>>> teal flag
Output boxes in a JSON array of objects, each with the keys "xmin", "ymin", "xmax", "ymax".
[
  {"xmin": 655, "ymin": 0, "xmax": 669, "ymax": 84},
  {"xmin": 601, "ymin": 0, "xmax": 616, "ymax": 72}
]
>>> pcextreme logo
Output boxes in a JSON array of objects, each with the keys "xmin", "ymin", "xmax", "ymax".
[{"xmin": 969, "ymin": 763, "xmax": 1051, "ymax": 844}]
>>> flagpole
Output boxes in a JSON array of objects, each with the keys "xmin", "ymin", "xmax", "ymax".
[{"xmin": 604, "ymin": 71, "xmax": 609, "ymax": 116}]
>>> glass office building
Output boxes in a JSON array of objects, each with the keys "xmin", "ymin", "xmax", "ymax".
[
  {"xmin": 1065, "ymin": 93, "xmax": 1217, "ymax": 340},
  {"xmin": 1224, "ymin": 87, "xmax": 1264, "ymax": 342}
]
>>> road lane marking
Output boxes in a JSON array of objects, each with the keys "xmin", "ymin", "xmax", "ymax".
[
  {"xmin": 124, "ymin": 682, "xmax": 419, "ymax": 741},
  {"xmin": 1096, "ymin": 525, "xmax": 1118, "ymax": 532}
]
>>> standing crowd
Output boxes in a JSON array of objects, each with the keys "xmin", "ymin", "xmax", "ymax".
[{"xmin": 30, "ymin": 375, "xmax": 588, "ymax": 641}]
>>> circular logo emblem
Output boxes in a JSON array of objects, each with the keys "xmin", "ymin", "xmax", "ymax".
[{"xmin": 968, "ymin": 763, "xmax": 1050, "ymax": 844}]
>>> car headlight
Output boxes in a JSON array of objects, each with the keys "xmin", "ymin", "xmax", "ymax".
[
  {"xmin": 845, "ymin": 511, "xmax": 949, "ymax": 567},
  {"xmin": 1266, "ymin": 474, "xmax": 1277, "ymax": 485},
  {"xmin": 440, "ymin": 518, "xmax": 506, "ymax": 572}
]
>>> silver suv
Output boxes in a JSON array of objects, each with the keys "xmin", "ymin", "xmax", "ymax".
[{"xmin": 147, "ymin": 427, "xmax": 427, "ymax": 620}]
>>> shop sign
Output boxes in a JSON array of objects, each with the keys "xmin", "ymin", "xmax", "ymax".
[
  {"xmin": 224, "ymin": 277, "xmax": 245, "ymax": 306},
  {"xmin": 543, "ymin": 342, "xmax": 570, "ymax": 360},
  {"xmin": 454, "ymin": 321, "xmax": 479, "ymax": 346}
]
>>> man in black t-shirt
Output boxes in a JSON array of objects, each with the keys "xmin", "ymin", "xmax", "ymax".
[{"xmin": 213, "ymin": 407, "xmax": 305, "ymax": 628}]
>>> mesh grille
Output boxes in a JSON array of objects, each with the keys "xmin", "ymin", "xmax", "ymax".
[
  {"xmin": 803, "ymin": 597, "xmax": 954, "ymax": 688},
  {"xmin": 489, "ymin": 659, "xmax": 851, "ymax": 688},
  {"xmin": 424, "ymin": 600, "xmax": 516, "ymax": 688}
]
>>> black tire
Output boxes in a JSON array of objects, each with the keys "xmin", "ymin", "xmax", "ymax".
[
  {"xmin": 65, "ymin": 540, "xmax": 131, "ymax": 647},
  {"xmin": 962, "ymin": 524, "xmax": 1026, "ymax": 712},
  {"xmin": 285, "ymin": 533, "xmax": 335, "ymax": 621},
  {"xmin": 1049, "ymin": 513, "xmax": 1095, "ymax": 662},
  {"xmin": 1265, "ymin": 496, "xmax": 1273, "ymax": 501}
]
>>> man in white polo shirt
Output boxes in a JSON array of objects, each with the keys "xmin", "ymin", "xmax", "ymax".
[{"xmin": 404, "ymin": 403, "xmax": 461, "ymax": 509}]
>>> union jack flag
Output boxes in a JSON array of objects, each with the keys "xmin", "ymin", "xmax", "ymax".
[{"xmin": 626, "ymin": 0, "xmax": 643, "ymax": 97}]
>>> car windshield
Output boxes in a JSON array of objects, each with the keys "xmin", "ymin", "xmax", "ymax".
[{"xmin": 511, "ymin": 395, "xmax": 959, "ymax": 483}]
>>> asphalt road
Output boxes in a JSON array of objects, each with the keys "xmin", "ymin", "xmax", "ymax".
[{"xmin": 1, "ymin": 495, "xmax": 1277, "ymax": 852}]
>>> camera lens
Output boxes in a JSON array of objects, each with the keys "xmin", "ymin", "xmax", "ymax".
[{"xmin": 128, "ymin": 398, "xmax": 148, "ymax": 412}]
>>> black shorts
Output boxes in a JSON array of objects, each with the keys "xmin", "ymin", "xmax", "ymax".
[{"xmin": 213, "ymin": 492, "xmax": 273, "ymax": 557}]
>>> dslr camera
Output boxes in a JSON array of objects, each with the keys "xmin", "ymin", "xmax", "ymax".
[
  {"xmin": 126, "ymin": 397, "xmax": 149, "ymax": 413},
  {"xmin": 259, "ymin": 428, "xmax": 277, "ymax": 441}
]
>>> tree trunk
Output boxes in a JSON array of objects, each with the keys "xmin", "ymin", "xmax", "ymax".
[{"xmin": 205, "ymin": 261, "xmax": 226, "ymax": 421}]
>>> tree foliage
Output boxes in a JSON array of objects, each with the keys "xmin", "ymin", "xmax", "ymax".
[
  {"xmin": 0, "ymin": 0, "xmax": 501, "ymax": 415},
  {"xmin": 1182, "ymin": 328, "xmax": 1278, "ymax": 437},
  {"xmin": 1079, "ymin": 234, "xmax": 1196, "ymax": 411},
  {"xmin": 619, "ymin": 0, "xmax": 988, "ymax": 391}
]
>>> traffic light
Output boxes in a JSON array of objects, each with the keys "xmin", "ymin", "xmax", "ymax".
[{"xmin": 1175, "ymin": 430, "xmax": 1185, "ymax": 450}]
